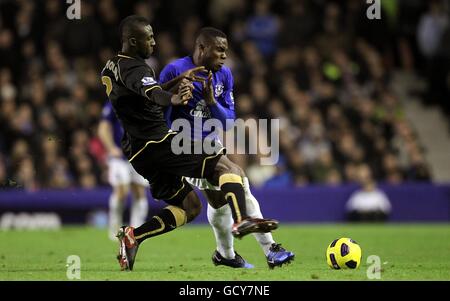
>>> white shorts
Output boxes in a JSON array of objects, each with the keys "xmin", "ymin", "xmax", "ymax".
[
  {"xmin": 185, "ymin": 177, "xmax": 220, "ymax": 191},
  {"xmin": 108, "ymin": 157, "xmax": 149, "ymax": 187},
  {"xmin": 185, "ymin": 138, "xmax": 222, "ymax": 191}
]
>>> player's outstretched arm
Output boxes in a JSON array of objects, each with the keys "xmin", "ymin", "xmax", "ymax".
[{"xmin": 161, "ymin": 66, "xmax": 207, "ymax": 93}]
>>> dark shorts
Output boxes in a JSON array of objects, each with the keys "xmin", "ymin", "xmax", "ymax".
[{"xmin": 130, "ymin": 133, "xmax": 224, "ymax": 205}]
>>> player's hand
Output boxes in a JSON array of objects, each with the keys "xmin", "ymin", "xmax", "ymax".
[
  {"xmin": 179, "ymin": 78, "xmax": 194, "ymax": 94},
  {"xmin": 180, "ymin": 91, "xmax": 192, "ymax": 104},
  {"xmin": 181, "ymin": 66, "xmax": 207, "ymax": 82},
  {"xmin": 170, "ymin": 94, "xmax": 187, "ymax": 106},
  {"xmin": 171, "ymin": 80, "xmax": 193, "ymax": 106},
  {"xmin": 162, "ymin": 66, "xmax": 205, "ymax": 93},
  {"xmin": 202, "ymin": 71, "xmax": 215, "ymax": 105},
  {"xmin": 179, "ymin": 78, "xmax": 193, "ymax": 104}
]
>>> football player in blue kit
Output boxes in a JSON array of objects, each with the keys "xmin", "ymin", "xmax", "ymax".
[{"xmin": 159, "ymin": 27, "xmax": 295, "ymax": 269}]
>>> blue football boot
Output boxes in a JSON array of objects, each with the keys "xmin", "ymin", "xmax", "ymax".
[
  {"xmin": 212, "ymin": 250, "xmax": 254, "ymax": 269},
  {"xmin": 266, "ymin": 243, "xmax": 295, "ymax": 269}
]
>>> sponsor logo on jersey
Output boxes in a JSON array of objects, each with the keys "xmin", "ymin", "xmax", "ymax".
[
  {"xmin": 189, "ymin": 99, "xmax": 211, "ymax": 118},
  {"xmin": 141, "ymin": 76, "xmax": 157, "ymax": 86}
]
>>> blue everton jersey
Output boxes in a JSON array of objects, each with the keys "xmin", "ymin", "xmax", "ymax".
[
  {"xmin": 159, "ymin": 56, "xmax": 235, "ymax": 140},
  {"xmin": 101, "ymin": 101, "xmax": 124, "ymax": 147}
]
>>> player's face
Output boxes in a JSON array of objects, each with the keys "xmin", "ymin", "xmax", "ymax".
[
  {"xmin": 204, "ymin": 37, "xmax": 228, "ymax": 72},
  {"xmin": 135, "ymin": 25, "xmax": 156, "ymax": 59}
]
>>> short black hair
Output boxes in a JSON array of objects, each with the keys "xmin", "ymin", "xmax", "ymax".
[
  {"xmin": 196, "ymin": 27, "xmax": 227, "ymax": 44},
  {"xmin": 119, "ymin": 15, "xmax": 150, "ymax": 43}
]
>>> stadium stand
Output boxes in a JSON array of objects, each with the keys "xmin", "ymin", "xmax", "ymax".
[{"xmin": 1, "ymin": 0, "xmax": 448, "ymax": 192}]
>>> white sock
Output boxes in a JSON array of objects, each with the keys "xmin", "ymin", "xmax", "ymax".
[
  {"xmin": 108, "ymin": 194, "xmax": 123, "ymax": 240},
  {"xmin": 243, "ymin": 177, "xmax": 275, "ymax": 256},
  {"xmin": 207, "ymin": 203, "xmax": 235, "ymax": 259},
  {"xmin": 130, "ymin": 197, "xmax": 148, "ymax": 227}
]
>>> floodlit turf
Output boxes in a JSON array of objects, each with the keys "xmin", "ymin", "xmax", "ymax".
[{"xmin": 1, "ymin": 224, "xmax": 449, "ymax": 281}]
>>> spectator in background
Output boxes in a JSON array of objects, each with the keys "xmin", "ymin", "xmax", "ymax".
[
  {"xmin": 60, "ymin": 0, "xmax": 102, "ymax": 58},
  {"xmin": 0, "ymin": 155, "xmax": 7, "ymax": 187},
  {"xmin": 0, "ymin": 0, "xmax": 436, "ymax": 189},
  {"xmin": 14, "ymin": 156, "xmax": 38, "ymax": 191},
  {"xmin": 299, "ymin": 120, "xmax": 331, "ymax": 164},
  {"xmin": 246, "ymin": 0, "xmax": 279, "ymax": 58},
  {"xmin": 417, "ymin": 1, "xmax": 448, "ymax": 60},
  {"xmin": 346, "ymin": 164, "xmax": 392, "ymax": 222},
  {"xmin": 417, "ymin": 0, "xmax": 449, "ymax": 111}
]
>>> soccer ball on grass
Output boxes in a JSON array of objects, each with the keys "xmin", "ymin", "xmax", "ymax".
[{"xmin": 326, "ymin": 237, "xmax": 362, "ymax": 269}]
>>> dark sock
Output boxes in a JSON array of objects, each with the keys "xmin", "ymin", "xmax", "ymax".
[
  {"xmin": 133, "ymin": 205, "xmax": 186, "ymax": 244},
  {"xmin": 219, "ymin": 174, "xmax": 247, "ymax": 223}
]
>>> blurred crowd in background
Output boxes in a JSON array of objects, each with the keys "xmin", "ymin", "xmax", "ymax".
[{"xmin": 0, "ymin": 0, "xmax": 448, "ymax": 191}]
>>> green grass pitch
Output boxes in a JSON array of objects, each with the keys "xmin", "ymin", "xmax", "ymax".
[{"xmin": 1, "ymin": 223, "xmax": 449, "ymax": 280}]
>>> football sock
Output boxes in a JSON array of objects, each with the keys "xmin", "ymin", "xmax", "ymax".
[
  {"xmin": 108, "ymin": 194, "xmax": 123, "ymax": 240},
  {"xmin": 130, "ymin": 197, "xmax": 148, "ymax": 227},
  {"xmin": 243, "ymin": 177, "xmax": 275, "ymax": 256},
  {"xmin": 219, "ymin": 174, "xmax": 247, "ymax": 223},
  {"xmin": 133, "ymin": 205, "xmax": 186, "ymax": 244},
  {"xmin": 207, "ymin": 203, "xmax": 235, "ymax": 259}
]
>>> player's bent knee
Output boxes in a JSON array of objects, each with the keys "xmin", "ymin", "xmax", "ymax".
[
  {"xmin": 182, "ymin": 191, "xmax": 202, "ymax": 222},
  {"xmin": 215, "ymin": 156, "xmax": 244, "ymax": 178},
  {"xmin": 186, "ymin": 203, "xmax": 201, "ymax": 222}
]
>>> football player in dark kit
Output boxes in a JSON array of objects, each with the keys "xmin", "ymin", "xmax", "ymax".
[{"xmin": 100, "ymin": 15, "xmax": 278, "ymax": 271}]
